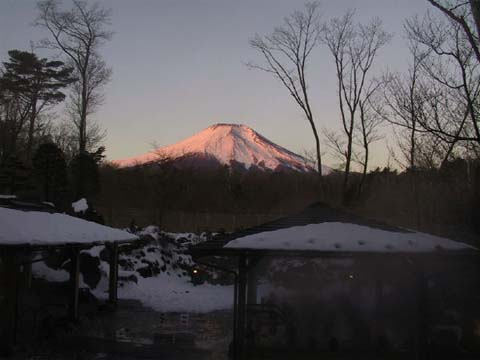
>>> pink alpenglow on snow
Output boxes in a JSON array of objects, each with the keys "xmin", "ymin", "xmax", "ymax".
[
  {"xmin": 114, "ymin": 123, "xmax": 329, "ymax": 173},
  {"xmin": 0, "ymin": 207, "xmax": 138, "ymax": 246},
  {"xmin": 224, "ymin": 222, "xmax": 476, "ymax": 253}
]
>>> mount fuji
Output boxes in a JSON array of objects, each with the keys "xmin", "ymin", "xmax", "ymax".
[{"xmin": 114, "ymin": 123, "xmax": 324, "ymax": 173}]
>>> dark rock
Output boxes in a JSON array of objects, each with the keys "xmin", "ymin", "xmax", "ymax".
[{"xmin": 79, "ymin": 253, "xmax": 101, "ymax": 289}]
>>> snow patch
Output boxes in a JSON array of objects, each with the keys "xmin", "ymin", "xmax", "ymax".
[
  {"xmin": 93, "ymin": 273, "xmax": 233, "ymax": 313},
  {"xmin": 72, "ymin": 198, "xmax": 88, "ymax": 213},
  {"xmin": 0, "ymin": 194, "xmax": 16, "ymax": 199},
  {"xmin": 32, "ymin": 261, "xmax": 69, "ymax": 282}
]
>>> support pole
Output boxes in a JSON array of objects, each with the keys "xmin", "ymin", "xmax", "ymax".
[
  {"xmin": 415, "ymin": 265, "xmax": 429, "ymax": 359},
  {"xmin": 247, "ymin": 257, "xmax": 258, "ymax": 305},
  {"xmin": 236, "ymin": 255, "xmax": 248, "ymax": 360},
  {"xmin": 68, "ymin": 248, "xmax": 80, "ymax": 321},
  {"xmin": 374, "ymin": 276, "xmax": 385, "ymax": 352},
  {"xmin": 108, "ymin": 242, "xmax": 119, "ymax": 305},
  {"xmin": 0, "ymin": 251, "xmax": 19, "ymax": 356}
]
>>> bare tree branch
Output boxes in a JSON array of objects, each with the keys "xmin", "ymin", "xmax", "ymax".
[{"xmin": 247, "ymin": 2, "xmax": 325, "ymax": 178}]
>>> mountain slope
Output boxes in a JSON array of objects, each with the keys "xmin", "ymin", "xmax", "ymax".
[{"xmin": 114, "ymin": 123, "xmax": 322, "ymax": 172}]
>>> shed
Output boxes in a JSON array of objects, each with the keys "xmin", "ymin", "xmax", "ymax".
[
  {"xmin": 190, "ymin": 202, "xmax": 479, "ymax": 359},
  {"xmin": 0, "ymin": 199, "xmax": 139, "ymax": 355}
]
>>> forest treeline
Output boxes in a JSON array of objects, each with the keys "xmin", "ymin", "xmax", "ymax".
[{"xmin": 97, "ymin": 160, "xmax": 479, "ymax": 243}]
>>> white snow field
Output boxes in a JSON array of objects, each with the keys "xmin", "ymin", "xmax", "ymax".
[
  {"xmin": 114, "ymin": 123, "xmax": 329, "ymax": 173},
  {"xmin": 92, "ymin": 271, "xmax": 233, "ymax": 313},
  {"xmin": 30, "ymin": 228, "xmax": 233, "ymax": 313},
  {"xmin": 0, "ymin": 207, "xmax": 138, "ymax": 245},
  {"xmin": 225, "ymin": 222, "xmax": 476, "ymax": 252}
]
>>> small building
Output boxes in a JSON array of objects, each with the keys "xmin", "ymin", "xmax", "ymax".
[
  {"xmin": 190, "ymin": 202, "xmax": 480, "ymax": 359},
  {"xmin": 0, "ymin": 199, "xmax": 139, "ymax": 355}
]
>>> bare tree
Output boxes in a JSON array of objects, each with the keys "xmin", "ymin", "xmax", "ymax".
[
  {"xmin": 35, "ymin": 0, "xmax": 112, "ymax": 154},
  {"xmin": 426, "ymin": 0, "xmax": 480, "ymax": 63},
  {"xmin": 247, "ymin": 2, "xmax": 324, "ymax": 176},
  {"xmin": 322, "ymin": 10, "xmax": 391, "ymax": 194},
  {"xmin": 378, "ymin": 42, "xmax": 428, "ymax": 169},
  {"xmin": 356, "ymin": 82, "xmax": 383, "ymax": 191},
  {"xmin": 406, "ymin": 10, "xmax": 480, "ymax": 148},
  {"xmin": 323, "ymin": 128, "xmax": 347, "ymax": 169}
]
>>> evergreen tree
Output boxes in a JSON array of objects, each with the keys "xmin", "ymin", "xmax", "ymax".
[
  {"xmin": 0, "ymin": 50, "xmax": 75, "ymax": 161},
  {"xmin": 32, "ymin": 142, "xmax": 68, "ymax": 204},
  {"xmin": 69, "ymin": 147, "xmax": 105, "ymax": 200},
  {"xmin": 0, "ymin": 155, "xmax": 31, "ymax": 195}
]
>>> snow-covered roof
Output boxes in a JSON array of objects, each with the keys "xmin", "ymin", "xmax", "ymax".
[
  {"xmin": 0, "ymin": 207, "xmax": 138, "ymax": 247},
  {"xmin": 224, "ymin": 222, "xmax": 475, "ymax": 253}
]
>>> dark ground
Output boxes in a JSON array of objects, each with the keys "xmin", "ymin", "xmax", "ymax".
[{"xmin": 10, "ymin": 299, "xmax": 232, "ymax": 360}]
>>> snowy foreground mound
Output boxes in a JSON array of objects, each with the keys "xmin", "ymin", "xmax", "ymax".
[
  {"xmin": 33, "ymin": 227, "xmax": 233, "ymax": 313},
  {"xmin": 114, "ymin": 123, "xmax": 329, "ymax": 173}
]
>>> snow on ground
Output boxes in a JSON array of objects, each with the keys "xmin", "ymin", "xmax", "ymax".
[
  {"xmin": 0, "ymin": 207, "xmax": 137, "ymax": 245},
  {"xmin": 93, "ymin": 273, "xmax": 233, "ymax": 313},
  {"xmin": 32, "ymin": 229, "xmax": 233, "ymax": 313},
  {"xmin": 225, "ymin": 222, "xmax": 476, "ymax": 252},
  {"xmin": 32, "ymin": 261, "xmax": 69, "ymax": 282},
  {"xmin": 72, "ymin": 198, "xmax": 88, "ymax": 213}
]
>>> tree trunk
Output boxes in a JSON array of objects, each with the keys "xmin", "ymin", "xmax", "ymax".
[
  {"xmin": 80, "ymin": 95, "xmax": 87, "ymax": 154},
  {"xmin": 470, "ymin": 0, "xmax": 480, "ymax": 41},
  {"xmin": 307, "ymin": 117, "xmax": 323, "ymax": 176},
  {"xmin": 410, "ymin": 125, "xmax": 416, "ymax": 169},
  {"xmin": 79, "ymin": 68, "xmax": 89, "ymax": 154},
  {"xmin": 26, "ymin": 96, "xmax": 38, "ymax": 163},
  {"xmin": 343, "ymin": 113, "xmax": 355, "ymax": 199}
]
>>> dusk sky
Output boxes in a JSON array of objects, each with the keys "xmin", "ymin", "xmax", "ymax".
[{"xmin": 0, "ymin": 0, "xmax": 433, "ymax": 169}]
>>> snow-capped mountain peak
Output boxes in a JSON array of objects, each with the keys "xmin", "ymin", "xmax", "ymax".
[{"xmin": 114, "ymin": 123, "xmax": 315, "ymax": 172}]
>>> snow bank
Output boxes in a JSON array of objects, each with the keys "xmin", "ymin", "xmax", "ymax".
[
  {"xmin": 86, "ymin": 229, "xmax": 233, "ymax": 312},
  {"xmin": 0, "ymin": 207, "xmax": 138, "ymax": 245},
  {"xmin": 225, "ymin": 222, "xmax": 475, "ymax": 253},
  {"xmin": 29, "ymin": 228, "xmax": 232, "ymax": 313},
  {"xmin": 32, "ymin": 261, "xmax": 69, "ymax": 282},
  {"xmin": 93, "ymin": 273, "xmax": 233, "ymax": 313}
]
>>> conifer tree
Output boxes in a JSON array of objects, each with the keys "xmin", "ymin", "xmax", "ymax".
[
  {"xmin": 32, "ymin": 142, "xmax": 68, "ymax": 203},
  {"xmin": 0, "ymin": 50, "xmax": 75, "ymax": 161},
  {"xmin": 0, "ymin": 155, "xmax": 31, "ymax": 195}
]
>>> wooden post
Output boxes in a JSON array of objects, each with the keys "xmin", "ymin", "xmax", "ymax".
[
  {"xmin": 68, "ymin": 248, "xmax": 80, "ymax": 321},
  {"xmin": 236, "ymin": 255, "xmax": 248, "ymax": 359},
  {"xmin": 108, "ymin": 242, "xmax": 119, "ymax": 305},
  {"xmin": 0, "ymin": 251, "xmax": 19, "ymax": 356},
  {"xmin": 415, "ymin": 265, "xmax": 429, "ymax": 359},
  {"xmin": 232, "ymin": 274, "xmax": 238, "ymax": 360},
  {"xmin": 374, "ymin": 276, "xmax": 384, "ymax": 351},
  {"xmin": 247, "ymin": 258, "xmax": 258, "ymax": 305}
]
